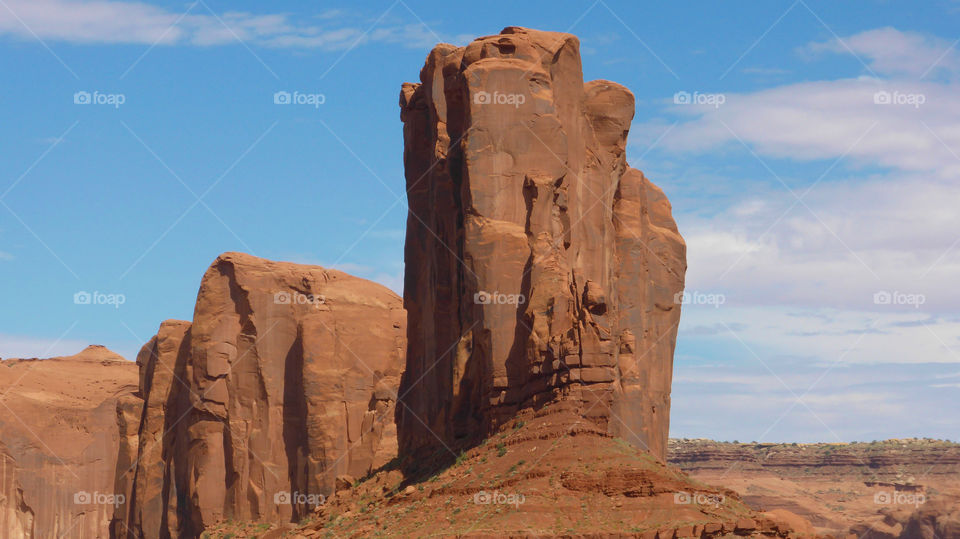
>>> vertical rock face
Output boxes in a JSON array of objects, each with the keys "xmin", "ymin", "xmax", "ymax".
[
  {"xmin": 0, "ymin": 345, "xmax": 138, "ymax": 539},
  {"xmin": 397, "ymin": 27, "xmax": 685, "ymax": 461},
  {"xmin": 0, "ymin": 441, "xmax": 34, "ymax": 539},
  {"xmin": 112, "ymin": 253, "xmax": 406, "ymax": 537},
  {"xmin": 111, "ymin": 320, "xmax": 191, "ymax": 539}
]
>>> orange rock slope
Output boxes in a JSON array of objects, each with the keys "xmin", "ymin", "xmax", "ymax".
[
  {"xmin": 398, "ymin": 26, "xmax": 686, "ymax": 463},
  {"xmin": 111, "ymin": 253, "xmax": 406, "ymax": 538},
  {"xmin": 0, "ymin": 345, "xmax": 138, "ymax": 539}
]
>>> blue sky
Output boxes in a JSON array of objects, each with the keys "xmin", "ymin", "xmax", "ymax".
[{"xmin": 1, "ymin": 0, "xmax": 958, "ymax": 443}]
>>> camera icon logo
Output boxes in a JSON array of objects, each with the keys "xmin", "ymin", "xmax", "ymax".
[
  {"xmin": 74, "ymin": 91, "xmax": 91, "ymax": 105},
  {"xmin": 74, "ymin": 491, "xmax": 92, "ymax": 504},
  {"xmin": 474, "ymin": 291, "xmax": 491, "ymax": 304},
  {"xmin": 274, "ymin": 491, "xmax": 291, "ymax": 505},
  {"xmin": 473, "ymin": 491, "xmax": 491, "ymax": 504},
  {"xmin": 874, "ymin": 91, "xmax": 891, "ymax": 105},
  {"xmin": 473, "ymin": 91, "xmax": 492, "ymax": 105},
  {"xmin": 74, "ymin": 291, "xmax": 92, "ymax": 305},
  {"xmin": 674, "ymin": 491, "xmax": 692, "ymax": 504},
  {"xmin": 274, "ymin": 91, "xmax": 292, "ymax": 105},
  {"xmin": 873, "ymin": 290, "xmax": 892, "ymax": 305},
  {"xmin": 673, "ymin": 91, "xmax": 691, "ymax": 105},
  {"xmin": 874, "ymin": 491, "xmax": 892, "ymax": 504},
  {"xmin": 274, "ymin": 291, "xmax": 292, "ymax": 305}
]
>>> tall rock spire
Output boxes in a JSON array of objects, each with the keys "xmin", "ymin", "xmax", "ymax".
[{"xmin": 397, "ymin": 26, "xmax": 686, "ymax": 461}]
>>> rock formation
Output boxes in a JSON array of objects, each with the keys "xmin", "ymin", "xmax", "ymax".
[
  {"xmin": 397, "ymin": 26, "xmax": 686, "ymax": 462},
  {"xmin": 0, "ymin": 345, "xmax": 138, "ymax": 538},
  {"xmin": 111, "ymin": 320, "xmax": 191, "ymax": 539},
  {"xmin": 112, "ymin": 253, "xmax": 406, "ymax": 537},
  {"xmin": 0, "ymin": 441, "xmax": 34, "ymax": 539}
]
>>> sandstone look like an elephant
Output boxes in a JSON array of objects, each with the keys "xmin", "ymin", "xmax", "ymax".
[{"xmin": 397, "ymin": 26, "xmax": 686, "ymax": 463}]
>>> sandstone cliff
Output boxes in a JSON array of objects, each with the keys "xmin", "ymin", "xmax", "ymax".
[
  {"xmin": 397, "ymin": 26, "xmax": 686, "ymax": 462},
  {"xmin": 0, "ymin": 345, "xmax": 138, "ymax": 538},
  {"xmin": 112, "ymin": 253, "xmax": 406, "ymax": 537},
  {"xmin": 0, "ymin": 441, "xmax": 33, "ymax": 539}
]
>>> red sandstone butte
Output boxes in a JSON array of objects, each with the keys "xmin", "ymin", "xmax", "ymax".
[
  {"xmin": 111, "ymin": 253, "xmax": 406, "ymax": 537},
  {"xmin": 397, "ymin": 26, "xmax": 686, "ymax": 462}
]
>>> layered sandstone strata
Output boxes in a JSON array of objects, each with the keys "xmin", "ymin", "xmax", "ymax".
[
  {"xmin": 112, "ymin": 253, "xmax": 406, "ymax": 537},
  {"xmin": 397, "ymin": 26, "xmax": 686, "ymax": 461}
]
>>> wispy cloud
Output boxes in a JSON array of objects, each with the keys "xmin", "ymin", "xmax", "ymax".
[
  {"xmin": 635, "ymin": 27, "xmax": 960, "ymax": 371},
  {"xmin": 672, "ymin": 359, "xmax": 958, "ymax": 441},
  {"xmin": 0, "ymin": 0, "xmax": 458, "ymax": 49},
  {"xmin": 806, "ymin": 27, "xmax": 960, "ymax": 78}
]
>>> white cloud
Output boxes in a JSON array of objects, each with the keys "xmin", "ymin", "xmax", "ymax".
[
  {"xmin": 650, "ymin": 78, "xmax": 960, "ymax": 178},
  {"xmin": 631, "ymin": 28, "xmax": 960, "ymax": 370},
  {"xmin": 807, "ymin": 27, "xmax": 960, "ymax": 78},
  {"xmin": 671, "ymin": 358, "xmax": 958, "ymax": 441},
  {"xmin": 0, "ymin": 0, "xmax": 452, "ymax": 49},
  {"xmin": 681, "ymin": 175, "xmax": 960, "ymax": 315},
  {"xmin": 679, "ymin": 305, "xmax": 960, "ymax": 365},
  {"xmin": 641, "ymin": 28, "xmax": 960, "ymax": 179}
]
